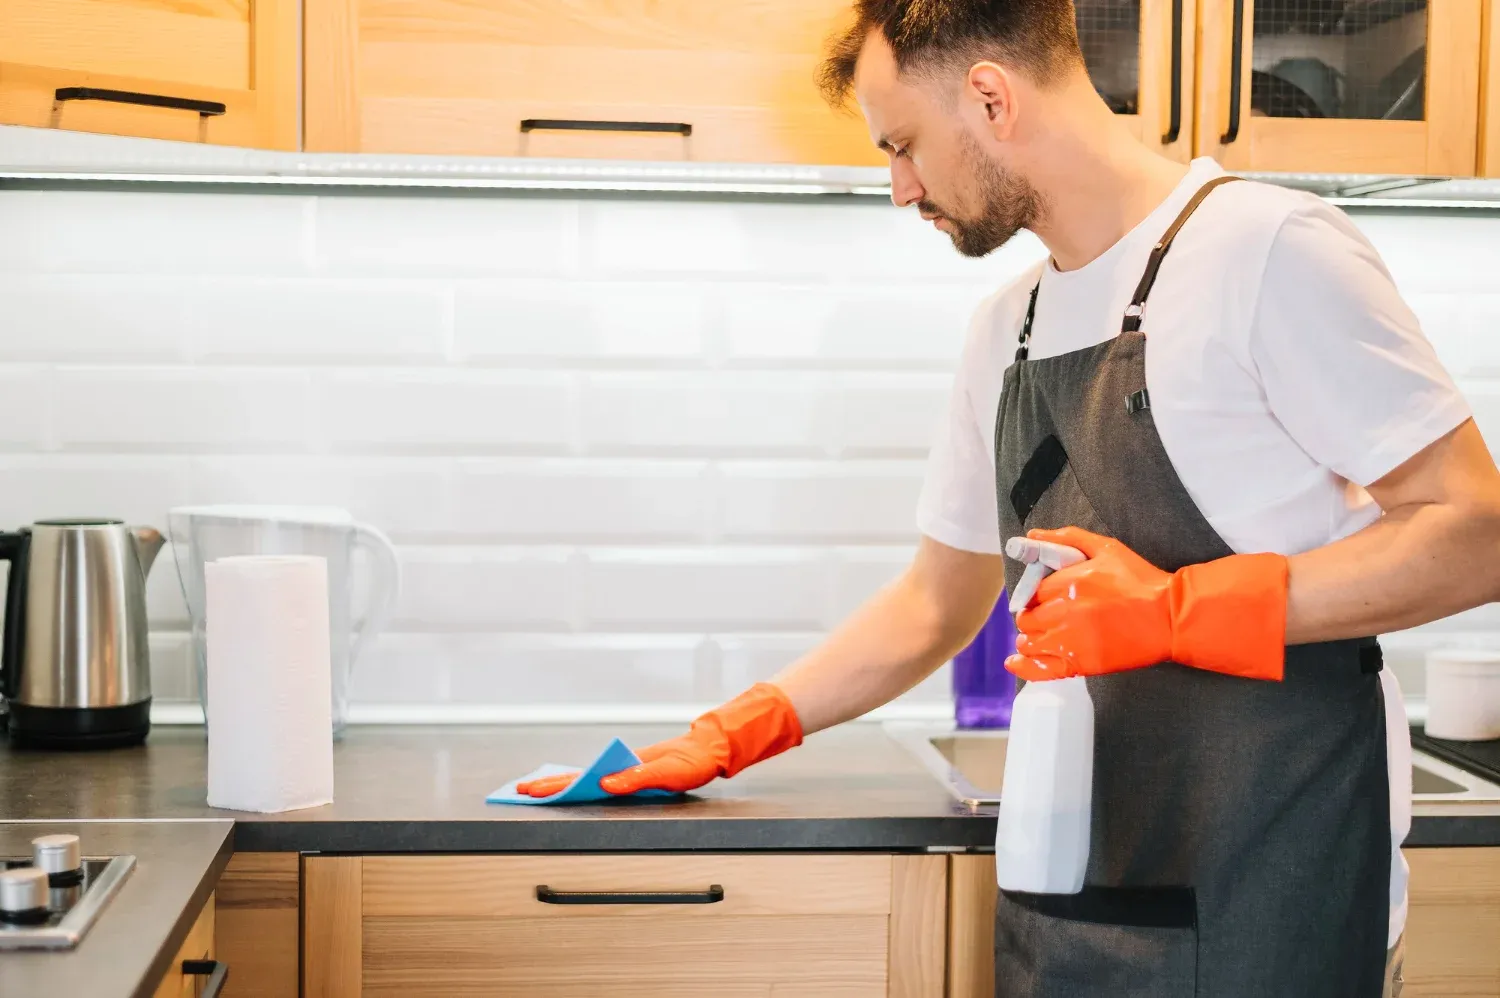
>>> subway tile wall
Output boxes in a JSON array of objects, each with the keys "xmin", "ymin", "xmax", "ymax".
[{"xmin": 0, "ymin": 189, "xmax": 1494, "ymax": 718}]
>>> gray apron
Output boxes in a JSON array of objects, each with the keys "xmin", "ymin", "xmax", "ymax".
[{"xmin": 992, "ymin": 177, "xmax": 1390, "ymax": 997}]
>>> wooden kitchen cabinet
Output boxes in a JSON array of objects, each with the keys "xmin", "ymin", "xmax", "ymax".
[
  {"xmin": 1077, "ymin": 0, "xmax": 1197, "ymax": 163},
  {"xmin": 1196, "ymin": 0, "xmax": 1483, "ymax": 176},
  {"xmin": 0, "ymin": 0, "xmax": 299, "ymax": 149},
  {"xmin": 153, "ymin": 894, "xmax": 216, "ymax": 998},
  {"xmin": 304, "ymin": 0, "xmax": 885, "ymax": 165},
  {"xmin": 215, "ymin": 853, "xmax": 301, "ymax": 998},
  {"xmin": 1401, "ymin": 847, "xmax": 1500, "ymax": 996},
  {"xmin": 302, "ymin": 852, "xmax": 947, "ymax": 997},
  {"xmin": 1482, "ymin": 0, "xmax": 1500, "ymax": 175}
]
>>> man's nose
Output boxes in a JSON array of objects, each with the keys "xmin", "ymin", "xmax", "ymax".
[{"xmin": 889, "ymin": 157, "xmax": 924, "ymax": 208}]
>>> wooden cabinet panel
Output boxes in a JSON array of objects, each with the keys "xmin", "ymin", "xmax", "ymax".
[
  {"xmin": 1085, "ymin": 0, "xmax": 1197, "ymax": 163},
  {"xmin": 153, "ymin": 894, "xmax": 216, "ymax": 998},
  {"xmin": 1402, "ymin": 847, "xmax": 1500, "ymax": 997},
  {"xmin": 946, "ymin": 855, "xmax": 997, "ymax": 998},
  {"xmin": 0, "ymin": 0, "xmax": 298, "ymax": 148},
  {"xmin": 216, "ymin": 853, "xmax": 300, "ymax": 998},
  {"xmin": 363, "ymin": 914, "xmax": 889, "ymax": 995},
  {"xmin": 307, "ymin": 853, "xmax": 945, "ymax": 998},
  {"xmin": 305, "ymin": 0, "xmax": 883, "ymax": 166},
  {"xmin": 361, "ymin": 853, "xmax": 892, "ymax": 918},
  {"xmin": 1482, "ymin": 0, "xmax": 1500, "ymax": 175},
  {"xmin": 1196, "ymin": 0, "xmax": 1482, "ymax": 176}
]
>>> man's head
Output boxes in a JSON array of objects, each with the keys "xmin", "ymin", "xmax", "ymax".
[{"xmin": 820, "ymin": 1, "xmax": 1086, "ymax": 257}]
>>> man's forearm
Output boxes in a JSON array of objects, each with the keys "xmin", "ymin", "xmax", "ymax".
[
  {"xmin": 1286, "ymin": 499, "xmax": 1500, "ymax": 643},
  {"xmin": 1286, "ymin": 420, "xmax": 1500, "ymax": 644},
  {"xmin": 772, "ymin": 538, "xmax": 1007, "ymax": 733}
]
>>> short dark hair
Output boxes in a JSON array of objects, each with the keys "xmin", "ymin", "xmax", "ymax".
[{"xmin": 818, "ymin": 0, "xmax": 1083, "ymax": 107}]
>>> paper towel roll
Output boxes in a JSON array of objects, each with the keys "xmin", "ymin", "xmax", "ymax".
[{"xmin": 206, "ymin": 555, "xmax": 335, "ymax": 813}]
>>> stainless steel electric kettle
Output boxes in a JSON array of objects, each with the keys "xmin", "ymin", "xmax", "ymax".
[{"xmin": 0, "ymin": 519, "xmax": 164, "ymax": 748}]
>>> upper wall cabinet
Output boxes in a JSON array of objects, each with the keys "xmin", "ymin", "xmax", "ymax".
[
  {"xmin": 304, "ymin": 0, "xmax": 886, "ymax": 165},
  {"xmin": 1079, "ymin": 0, "xmax": 1197, "ymax": 163},
  {"xmin": 0, "ymin": 0, "xmax": 299, "ymax": 149},
  {"xmin": 1196, "ymin": 0, "xmax": 1483, "ymax": 176}
]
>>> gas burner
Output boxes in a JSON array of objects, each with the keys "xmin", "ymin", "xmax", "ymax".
[{"xmin": 0, "ymin": 835, "xmax": 135, "ymax": 950}]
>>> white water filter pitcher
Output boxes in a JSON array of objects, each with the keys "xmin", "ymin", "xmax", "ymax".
[
  {"xmin": 168, "ymin": 506, "xmax": 401, "ymax": 737},
  {"xmin": 994, "ymin": 537, "xmax": 1094, "ymax": 894}
]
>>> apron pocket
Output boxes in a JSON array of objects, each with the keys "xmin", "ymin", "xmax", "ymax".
[{"xmin": 995, "ymin": 886, "xmax": 1198, "ymax": 998}]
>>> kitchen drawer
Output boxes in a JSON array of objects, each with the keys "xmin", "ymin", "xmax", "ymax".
[
  {"xmin": 153, "ymin": 893, "xmax": 216, "ymax": 998},
  {"xmin": 0, "ymin": 0, "xmax": 298, "ymax": 149},
  {"xmin": 305, "ymin": 853, "xmax": 946, "ymax": 997},
  {"xmin": 304, "ymin": 0, "xmax": 884, "ymax": 166}
]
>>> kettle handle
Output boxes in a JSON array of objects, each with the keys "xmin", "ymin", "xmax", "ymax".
[
  {"xmin": 349, "ymin": 523, "xmax": 402, "ymax": 677},
  {"xmin": 0, "ymin": 530, "xmax": 30, "ymax": 701}
]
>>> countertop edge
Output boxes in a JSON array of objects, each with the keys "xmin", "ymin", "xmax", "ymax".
[{"xmin": 128, "ymin": 823, "xmax": 234, "ymax": 998}]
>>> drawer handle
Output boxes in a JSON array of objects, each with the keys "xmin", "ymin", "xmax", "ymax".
[
  {"xmin": 519, "ymin": 118, "xmax": 692, "ymax": 136},
  {"xmin": 1219, "ymin": 0, "xmax": 1245, "ymax": 144},
  {"xmin": 535, "ymin": 884, "xmax": 725, "ymax": 905},
  {"xmin": 1161, "ymin": 0, "xmax": 1183, "ymax": 144},
  {"xmin": 54, "ymin": 87, "xmax": 227, "ymax": 118},
  {"xmin": 182, "ymin": 959, "xmax": 229, "ymax": 998}
]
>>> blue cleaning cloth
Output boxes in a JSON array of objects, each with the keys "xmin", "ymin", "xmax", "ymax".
[{"xmin": 486, "ymin": 737, "xmax": 681, "ymax": 805}]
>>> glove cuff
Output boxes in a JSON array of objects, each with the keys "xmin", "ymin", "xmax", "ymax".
[
  {"xmin": 694, "ymin": 682, "xmax": 805, "ymax": 779},
  {"xmin": 1168, "ymin": 553, "xmax": 1289, "ymax": 682}
]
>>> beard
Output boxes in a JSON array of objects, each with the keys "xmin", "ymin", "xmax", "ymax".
[{"xmin": 920, "ymin": 132, "xmax": 1043, "ymax": 258}]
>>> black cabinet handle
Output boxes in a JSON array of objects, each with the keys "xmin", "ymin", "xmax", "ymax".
[
  {"xmin": 535, "ymin": 884, "xmax": 724, "ymax": 905},
  {"xmin": 54, "ymin": 88, "xmax": 226, "ymax": 118},
  {"xmin": 519, "ymin": 118, "xmax": 692, "ymax": 136},
  {"xmin": 1219, "ymin": 0, "xmax": 1246, "ymax": 144},
  {"xmin": 1161, "ymin": 0, "xmax": 1184, "ymax": 144},
  {"xmin": 181, "ymin": 959, "xmax": 229, "ymax": 998}
]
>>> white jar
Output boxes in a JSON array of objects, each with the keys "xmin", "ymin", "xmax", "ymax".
[
  {"xmin": 994, "ymin": 676, "xmax": 1094, "ymax": 894},
  {"xmin": 1425, "ymin": 649, "xmax": 1500, "ymax": 741}
]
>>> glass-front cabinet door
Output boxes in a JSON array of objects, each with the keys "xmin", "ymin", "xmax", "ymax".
[
  {"xmin": 1077, "ymin": 0, "xmax": 1196, "ymax": 162},
  {"xmin": 1196, "ymin": 0, "xmax": 1483, "ymax": 176}
]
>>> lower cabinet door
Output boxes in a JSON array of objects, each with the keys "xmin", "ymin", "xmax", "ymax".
[{"xmin": 303, "ymin": 853, "xmax": 946, "ymax": 998}]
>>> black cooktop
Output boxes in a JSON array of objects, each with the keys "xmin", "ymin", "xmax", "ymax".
[{"xmin": 1412, "ymin": 725, "xmax": 1500, "ymax": 785}]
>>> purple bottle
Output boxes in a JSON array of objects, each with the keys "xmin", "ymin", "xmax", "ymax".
[{"xmin": 952, "ymin": 593, "xmax": 1019, "ymax": 729}]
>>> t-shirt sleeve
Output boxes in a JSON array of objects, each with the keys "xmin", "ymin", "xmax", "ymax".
[
  {"xmin": 1248, "ymin": 201, "xmax": 1471, "ymax": 488},
  {"xmin": 915, "ymin": 298, "xmax": 1008, "ymax": 555}
]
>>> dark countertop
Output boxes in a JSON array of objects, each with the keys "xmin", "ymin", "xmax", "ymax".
[
  {"xmin": 1, "ymin": 723, "xmax": 1496, "ymax": 851},
  {"xmin": 0, "ymin": 724, "xmax": 998, "ymax": 853},
  {"xmin": 0, "ymin": 819, "xmax": 233, "ymax": 998}
]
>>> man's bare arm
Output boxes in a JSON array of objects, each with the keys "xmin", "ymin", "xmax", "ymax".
[
  {"xmin": 1287, "ymin": 418, "xmax": 1500, "ymax": 643},
  {"xmin": 773, "ymin": 536, "xmax": 1007, "ymax": 734}
]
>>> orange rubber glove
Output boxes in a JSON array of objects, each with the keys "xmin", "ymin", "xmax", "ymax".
[
  {"xmin": 1005, "ymin": 526, "xmax": 1288, "ymax": 683},
  {"xmin": 516, "ymin": 683, "xmax": 803, "ymax": 798}
]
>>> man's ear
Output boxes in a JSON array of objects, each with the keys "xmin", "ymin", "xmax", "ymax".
[{"xmin": 966, "ymin": 62, "xmax": 1020, "ymax": 141}]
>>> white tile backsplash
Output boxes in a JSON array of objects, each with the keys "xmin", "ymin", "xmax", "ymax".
[
  {"xmin": 0, "ymin": 183, "xmax": 1494, "ymax": 714},
  {"xmin": 52, "ymin": 367, "xmax": 314, "ymax": 449}
]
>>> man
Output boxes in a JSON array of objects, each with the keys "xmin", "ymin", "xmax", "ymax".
[{"xmin": 521, "ymin": 2, "xmax": 1500, "ymax": 993}]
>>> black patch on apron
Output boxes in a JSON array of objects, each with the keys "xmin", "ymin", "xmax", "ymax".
[
  {"xmin": 1003, "ymin": 886, "xmax": 1196, "ymax": 930},
  {"xmin": 1360, "ymin": 640, "xmax": 1384, "ymax": 674},
  {"xmin": 1010, "ymin": 433, "xmax": 1068, "ymax": 524},
  {"xmin": 1126, "ymin": 388, "xmax": 1151, "ymax": 414}
]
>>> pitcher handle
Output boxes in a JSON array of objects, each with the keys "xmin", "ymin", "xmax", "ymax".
[{"xmin": 349, "ymin": 523, "xmax": 402, "ymax": 678}]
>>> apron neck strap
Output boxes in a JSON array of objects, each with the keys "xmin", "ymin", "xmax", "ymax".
[
  {"xmin": 1016, "ymin": 175, "xmax": 1243, "ymax": 361},
  {"xmin": 1122, "ymin": 175, "xmax": 1242, "ymax": 332}
]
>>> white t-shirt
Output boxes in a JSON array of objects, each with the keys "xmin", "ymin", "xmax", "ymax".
[{"xmin": 918, "ymin": 158, "xmax": 1471, "ymax": 946}]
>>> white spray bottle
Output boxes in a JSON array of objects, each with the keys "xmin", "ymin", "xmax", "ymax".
[{"xmin": 994, "ymin": 536, "xmax": 1094, "ymax": 894}]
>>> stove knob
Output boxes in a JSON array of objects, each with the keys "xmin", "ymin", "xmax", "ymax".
[
  {"xmin": 32, "ymin": 834, "xmax": 83, "ymax": 883},
  {"xmin": 0, "ymin": 868, "xmax": 49, "ymax": 925}
]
